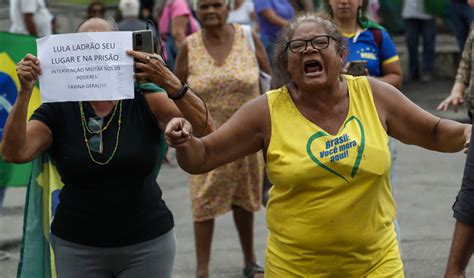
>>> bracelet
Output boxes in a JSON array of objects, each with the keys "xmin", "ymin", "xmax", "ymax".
[{"xmin": 168, "ymin": 81, "xmax": 188, "ymax": 100}]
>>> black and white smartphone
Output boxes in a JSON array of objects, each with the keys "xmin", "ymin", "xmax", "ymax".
[
  {"xmin": 132, "ymin": 30, "xmax": 155, "ymax": 82},
  {"xmin": 132, "ymin": 30, "xmax": 154, "ymax": 54},
  {"xmin": 346, "ymin": 60, "xmax": 368, "ymax": 76}
]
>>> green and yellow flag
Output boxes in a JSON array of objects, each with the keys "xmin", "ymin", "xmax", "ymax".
[
  {"xmin": 0, "ymin": 32, "xmax": 63, "ymax": 278},
  {"xmin": 0, "ymin": 32, "xmax": 42, "ymax": 187}
]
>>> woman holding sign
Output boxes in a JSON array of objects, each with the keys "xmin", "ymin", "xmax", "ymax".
[
  {"xmin": 164, "ymin": 14, "xmax": 471, "ymax": 276},
  {"xmin": 2, "ymin": 18, "xmax": 211, "ymax": 278}
]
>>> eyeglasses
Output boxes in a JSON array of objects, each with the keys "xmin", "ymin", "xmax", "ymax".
[
  {"xmin": 88, "ymin": 117, "xmax": 103, "ymax": 153},
  {"xmin": 287, "ymin": 35, "xmax": 335, "ymax": 53}
]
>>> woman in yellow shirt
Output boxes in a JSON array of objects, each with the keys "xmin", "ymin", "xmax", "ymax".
[{"xmin": 164, "ymin": 13, "xmax": 471, "ymax": 277}]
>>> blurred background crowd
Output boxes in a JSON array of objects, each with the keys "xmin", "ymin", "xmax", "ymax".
[{"xmin": 1, "ymin": 0, "xmax": 472, "ymax": 81}]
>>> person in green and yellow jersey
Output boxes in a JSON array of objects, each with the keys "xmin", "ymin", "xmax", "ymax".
[{"xmin": 165, "ymin": 13, "xmax": 471, "ymax": 277}]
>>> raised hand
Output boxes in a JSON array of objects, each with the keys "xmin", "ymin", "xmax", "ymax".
[
  {"xmin": 437, "ymin": 93, "xmax": 464, "ymax": 112},
  {"xmin": 126, "ymin": 50, "xmax": 179, "ymax": 88},
  {"xmin": 165, "ymin": 117, "xmax": 193, "ymax": 148},
  {"xmin": 16, "ymin": 54, "xmax": 42, "ymax": 93}
]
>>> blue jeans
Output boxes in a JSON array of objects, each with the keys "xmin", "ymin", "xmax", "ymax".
[
  {"xmin": 0, "ymin": 187, "xmax": 5, "ymax": 208},
  {"xmin": 260, "ymin": 34, "xmax": 276, "ymax": 66},
  {"xmin": 404, "ymin": 18, "xmax": 437, "ymax": 78},
  {"xmin": 449, "ymin": 2, "xmax": 474, "ymax": 51}
]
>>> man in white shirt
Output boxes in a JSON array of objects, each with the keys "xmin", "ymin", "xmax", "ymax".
[{"xmin": 9, "ymin": 0, "xmax": 53, "ymax": 37}]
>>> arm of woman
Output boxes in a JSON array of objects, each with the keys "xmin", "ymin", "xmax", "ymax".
[
  {"xmin": 174, "ymin": 39, "xmax": 189, "ymax": 80},
  {"xmin": 377, "ymin": 30, "xmax": 403, "ymax": 89},
  {"xmin": 369, "ymin": 78, "xmax": 470, "ymax": 152},
  {"xmin": 128, "ymin": 49, "xmax": 213, "ymax": 136},
  {"xmin": 379, "ymin": 60, "xmax": 403, "ymax": 89},
  {"xmin": 252, "ymin": 30, "xmax": 271, "ymax": 75},
  {"xmin": 171, "ymin": 15, "xmax": 189, "ymax": 49},
  {"xmin": 165, "ymin": 95, "xmax": 270, "ymax": 174},
  {"xmin": 259, "ymin": 8, "xmax": 289, "ymax": 28},
  {"xmin": 2, "ymin": 54, "xmax": 52, "ymax": 163}
]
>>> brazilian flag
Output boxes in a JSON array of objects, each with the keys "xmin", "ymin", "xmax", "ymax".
[
  {"xmin": 0, "ymin": 32, "xmax": 63, "ymax": 278},
  {"xmin": 0, "ymin": 32, "xmax": 42, "ymax": 187},
  {"xmin": 17, "ymin": 153, "xmax": 63, "ymax": 278}
]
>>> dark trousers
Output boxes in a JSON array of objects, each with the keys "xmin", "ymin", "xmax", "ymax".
[
  {"xmin": 404, "ymin": 18, "xmax": 437, "ymax": 78},
  {"xmin": 450, "ymin": 1, "xmax": 474, "ymax": 52}
]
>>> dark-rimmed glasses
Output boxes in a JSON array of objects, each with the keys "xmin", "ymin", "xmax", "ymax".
[
  {"xmin": 287, "ymin": 35, "xmax": 335, "ymax": 53},
  {"xmin": 88, "ymin": 117, "xmax": 103, "ymax": 154}
]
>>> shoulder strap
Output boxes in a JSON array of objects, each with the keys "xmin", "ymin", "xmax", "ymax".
[
  {"xmin": 369, "ymin": 28, "xmax": 383, "ymax": 50},
  {"xmin": 242, "ymin": 24, "xmax": 255, "ymax": 53}
]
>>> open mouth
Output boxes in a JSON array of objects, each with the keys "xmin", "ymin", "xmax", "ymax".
[{"xmin": 304, "ymin": 60, "xmax": 323, "ymax": 74}]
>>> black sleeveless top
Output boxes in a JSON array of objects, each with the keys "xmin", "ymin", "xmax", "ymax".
[{"xmin": 30, "ymin": 91, "xmax": 174, "ymax": 247}]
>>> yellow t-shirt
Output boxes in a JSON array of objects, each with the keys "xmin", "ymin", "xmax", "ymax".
[{"xmin": 265, "ymin": 75, "xmax": 403, "ymax": 277}]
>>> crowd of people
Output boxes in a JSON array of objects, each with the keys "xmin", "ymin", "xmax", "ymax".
[{"xmin": 3, "ymin": 0, "xmax": 474, "ymax": 277}]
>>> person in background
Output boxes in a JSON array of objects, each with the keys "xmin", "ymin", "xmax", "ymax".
[
  {"xmin": 290, "ymin": 0, "xmax": 315, "ymax": 12},
  {"xmin": 323, "ymin": 0, "xmax": 402, "ymax": 88},
  {"xmin": 367, "ymin": 0, "xmax": 380, "ymax": 23},
  {"xmin": 157, "ymin": 0, "xmax": 200, "ymax": 70},
  {"xmin": 165, "ymin": 13, "xmax": 471, "ymax": 277},
  {"xmin": 2, "ymin": 18, "xmax": 212, "ymax": 278},
  {"xmin": 87, "ymin": 1, "xmax": 105, "ymax": 18},
  {"xmin": 9, "ymin": 0, "xmax": 53, "ymax": 37},
  {"xmin": 402, "ymin": 0, "xmax": 436, "ymax": 82},
  {"xmin": 118, "ymin": 0, "xmax": 147, "ymax": 30},
  {"xmin": 445, "ymin": 118, "xmax": 474, "ymax": 278},
  {"xmin": 444, "ymin": 4, "xmax": 474, "ymax": 266},
  {"xmin": 174, "ymin": 0, "xmax": 270, "ymax": 277},
  {"xmin": 438, "ymin": 0, "xmax": 474, "ymax": 117},
  {"xmin": 253, "ymin": 0, "xmax": 295, "ymax": 60},
  {"xmin": 227, "ymin": 0, "xmax": 257, "ymax": 28},
  {"xmin": 139, "ymin": 0, "xmax": 155, "ymax": 20},
  {"xmin": 450, "ymin": 0, "xmax": 474, "ymax": 52}
]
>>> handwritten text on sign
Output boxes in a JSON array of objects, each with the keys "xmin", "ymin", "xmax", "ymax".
[{"xmin": 37, "ymin": 32, "xmax": 134, "ymax": 102}]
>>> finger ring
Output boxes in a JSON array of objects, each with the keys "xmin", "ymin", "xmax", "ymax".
[{"xmin": 145, "ymin": 56, "xmax": 151, "ymax": 62}]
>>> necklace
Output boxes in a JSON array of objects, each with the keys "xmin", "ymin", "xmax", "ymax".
[
  {"xmin": 79, "ymin": 100, "xmax": 123, "ymax": 165},
  {"xmin": 80, "ymin": 101, "xmax": 119, "ymax": 134}
]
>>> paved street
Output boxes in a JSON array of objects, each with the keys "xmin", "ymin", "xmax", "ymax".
[{"xmin": 1, "ymin": 79, "xmax": 474, "ymax": 277}]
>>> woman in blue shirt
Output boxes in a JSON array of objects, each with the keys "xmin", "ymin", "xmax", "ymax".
[{"xmin": 323, "ymin": 0, "xmax": 402, "ymax": 89}]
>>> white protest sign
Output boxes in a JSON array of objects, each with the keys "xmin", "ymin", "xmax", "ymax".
[{"xmin": 37, "ymin": 31, "xmax": 134, "ymax": 102}]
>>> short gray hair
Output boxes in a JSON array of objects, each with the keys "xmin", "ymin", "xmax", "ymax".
[
  {"xmin": 192, "ymin": 0, "xmax": 235, "ymax": 10},
  {"xmin": 76, "ymin": 17, "xmax": 119, "ymax": 32},
  {"xmin": 272, "ymin": 13, "xmax": 346, "ymax": 86}
]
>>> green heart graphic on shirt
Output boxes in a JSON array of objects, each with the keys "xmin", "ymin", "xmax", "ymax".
[{"xmin": 306, "ymin": 116, "xmax": 365, "ymax": 183}]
